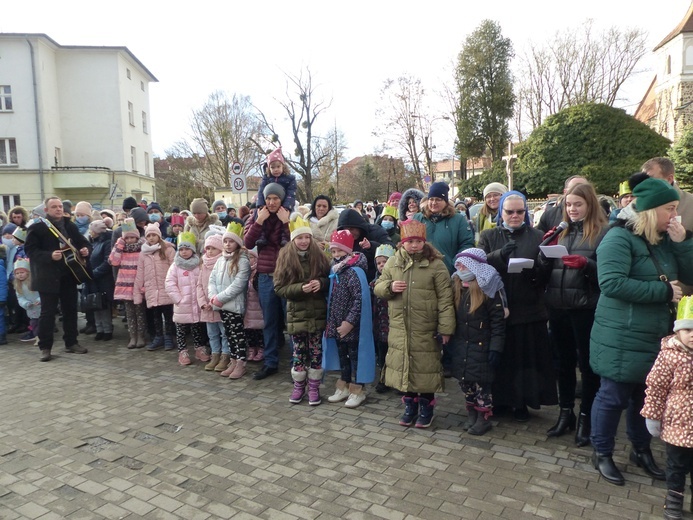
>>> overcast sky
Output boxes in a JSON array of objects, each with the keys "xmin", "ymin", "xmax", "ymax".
[{"xmin": 3, "ymin": 0, "xmax": 690, "ymax": 162}]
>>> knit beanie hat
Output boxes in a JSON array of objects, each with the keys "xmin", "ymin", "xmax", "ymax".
[
  {"xmin": 428, "ymin": 181, "xmax": 450, "ymax": 202},
  {"xmin": 674, "ymin": 296, "xmax": 693, "ymax": 332},
  {"xmin": 144, "ymin": 222, "xmax": 162, "ymax": 238},
  {"xmin": 14, "ymin": 258, "xmax": 30, "ymax": 272},
  {"xmin": 263, "ymin": 182, "xmax": 286, "ymax": 201},
  {"xmin": 388, "ymin": 192, "xmax": 402, "ymax": 205},
  {"xmin": 223, "ymin": 222, "xmax": 244, "ymax": 248},
  {"xmin": 122, "ymin": 197, "xmax": 138, "ymax": 212},
  {"xmin": 100, "ymin": 209, "xmax": 116, "ymax": 221},
  {"xmin": 289, "ymin": 213, "xmax": 313, "ymax": 241},
  {"xmin": 483, "ymin": 182, "xmax": 508, "ymax": 199},
  {"xmin": 190, "ymin": 198, "xmax": 209, "ymax": 214},
  {"xmin": 146, "ymin": 202, "xmax": 163, "ymax": 214},
  {"xmin": 12, "ymin": 226, "xmax": 27, "ymax": 243},
  {"xmin": 62, "ymin": 200, "xmax": 73, "ymax": 213},
  {"xmin": 266, "ymin": 147, "xmax": 285, "ymax": 166},
  {"xmin": 2, "ymin": 223, "xmax": 17, "ymax": 236},
  {"xmin": 329, "ymin": 229, "xmax": 354, "ymax": 254},
  {"xmin": 212, "ymin": 200, "xmax": 226, "ymax": 212},
  {"xmin": 170, "ymin": 214, "xmax": 185, "ymax": 227},
  {"xmin": 103, "ymin": 217, "xmax": 114, "ymax": 229},
  {"xmin": 121, "ymin": 218, "xmax": 139, "ymax": 239},
  {"xmin": 204, "ymin": 232, "xmax": 223, "ymax": 252},
  {"xmin": 89, "ymin": 220, "xmax": 108, "ymax": 235},
  {"xmin": 129, "ymin": 207, "xmax": 149, "ymax": 224},
  {"xmin": 454, "ymin": 248, "xmax": 504, "ymax": 298},
  {"xmin": 633, "ymin": 177, "xmax": 680, "ymax": 212},
  {"xmin": 399, "ymin": 219, "xmax": 427, "ymax": 243},
  {"xmin": 381, "ymin": 205, "xmax": 398, "ymax": 221},
  {"xmin": 375, "ymin": 244, "xmax": 396, "ymax": 259},
  {"xmin": 74, "ymin": 201, "xmax": 93, "ymax": 215},
  {"xmin": 177, "ymin": 231, "xmax": 197, "ymax": 251}
]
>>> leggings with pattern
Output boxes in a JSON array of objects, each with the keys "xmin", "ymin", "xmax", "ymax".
[
  {"xmin": 220, "ymin": 310, "xmax": 247, "ymax": 360},
  {"xmin": 460, "ymin": 381, "xmax": 493, "ymax": 410},
  {"xmin": 290, "ymin": 331, "xmax": 323, "ymax": 371},
  {"xmin": 124, "ymin": 301, "xmax": 147, "ymax": 338},
  {"xmin": 175, "ymin": 322, "xmax": 206, "ymax": 352}
]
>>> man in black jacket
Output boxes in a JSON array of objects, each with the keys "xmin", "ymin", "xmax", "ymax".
[
  {"xmin": 337, "ymin": 209, "xmax": 393, "ymax": 281},
  {"xmin": 25, "ymin": 197, "xmax": 91, "ymax": 361}
]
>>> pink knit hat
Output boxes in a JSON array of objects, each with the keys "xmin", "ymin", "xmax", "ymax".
[
  {"xmin": 204, "ymin": 233, "xmax": 223, "ymax": 252},
  {"xmin": 266, "ymin": 147, "xmax": 284, "ymax": 166},
  {"xmin": 329, "ymin": 229, "xmax": 354, "ymax": 254},
  {"xmin": 144, "ymin": 222, "xmax": 162, "ymax": 238}
]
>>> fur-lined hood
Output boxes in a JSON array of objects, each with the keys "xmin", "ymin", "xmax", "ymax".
[
  {"xmin": 8, "ymin": 206, "xmax": 29, "ymax": 226},
  {"xmin": 398, "ymin": 188, "xmax": 425, "ymax": 221}
]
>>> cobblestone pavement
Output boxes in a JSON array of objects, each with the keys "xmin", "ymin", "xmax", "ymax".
[{"xmin": 0, "ymin": 321, "xmax": 675, "ymax": 520}]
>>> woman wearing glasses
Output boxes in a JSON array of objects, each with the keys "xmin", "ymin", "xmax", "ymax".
[{"xmin": 478, "ymin": 191, "xmax": 557, "ymax": 422}]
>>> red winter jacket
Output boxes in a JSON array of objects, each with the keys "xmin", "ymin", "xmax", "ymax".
[{"xmin": 243, "ymin": 211, "xmax": 288, "ymax": 274}]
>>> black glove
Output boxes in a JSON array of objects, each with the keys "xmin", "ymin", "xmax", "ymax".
[
  {"xmin": 500, "ymin": 240, "xmax": 517, "ymax": 260},
  {"xmin": 488, "ymin": 350, "xmax": 501, "ymax": 369}
]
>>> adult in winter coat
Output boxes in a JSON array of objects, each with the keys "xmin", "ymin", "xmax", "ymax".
[
  {"xmin": 307, "ymin": 195, "xmax": 339, "ymax": 248},
  {"xmin": 86, "ymin": 221, "xmax": 115, "ymax": 340},
  {"xmin": 472, "ymin": 182, "xmax": 507, "ymax": 244},
  {"xmin": 478, "ymin": 191, "xmax": 556, "ymax": 422},
  {"xmin": 185, "ymin": 198, "xmax": 221, "ymax": 254},
  {"xmin": 539, "ymin": 182, "xmax": 608, "ymax": 447},
  {"xmin": 337, "ymin": 208, "xmax": 393, "ymax": 282},
  {"xmin": 589, "ymin": 177, "xmax": 693, "ymax": 486},
  {"xmin": 398, "ymin": 188, "xmax": 425, "ymax": 222},
  {"xmin": 413, "ymin": 182, "xmax": 474, "ymax": 274}
]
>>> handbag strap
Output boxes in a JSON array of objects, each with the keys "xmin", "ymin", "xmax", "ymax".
[{"xmin": 642, "ymin": 239, "xmax": 668, "ymax": 282}]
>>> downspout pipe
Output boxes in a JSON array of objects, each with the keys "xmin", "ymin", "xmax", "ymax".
[{"xmin": 27, "ymin": 39, "xmax": 45, "ymax": 200}]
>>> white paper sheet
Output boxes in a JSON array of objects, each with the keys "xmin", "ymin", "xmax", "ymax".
[
  {"xmin": 508, "ymin": 258, "xmax": 534, "ymax": 273},
  {"xmin": 540, "ymin": 245, "xmax": 569, "ymax": 259}
]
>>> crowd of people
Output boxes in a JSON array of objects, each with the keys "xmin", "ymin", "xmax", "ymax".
[{"xmin": 2, "ymin": 152, "xmax": 693, "ymax": 518}]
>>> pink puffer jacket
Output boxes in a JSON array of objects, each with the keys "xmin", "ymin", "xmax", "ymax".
[
  {"xmin": 133, "ymin": 242, "xmax": 175, "ymax": 307},
  {"xmin": 165, "ymin": 263, "xmax": 201, "ymax": 324},
  {"xmin": 244, "ymin": 250, "xmax": 264, "ymax": 330},
  {"xmin": 196, "ymin": 252, "xmax": 222, "ymax": 323}
]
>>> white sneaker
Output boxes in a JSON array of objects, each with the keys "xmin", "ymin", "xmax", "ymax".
[
  {"xmin": 344, "ymin": 392, "xmax": 366, "ymax": 408},
  {"xmin": 327, "ymin": 386, "xmax": 350, "ymax": 403}
]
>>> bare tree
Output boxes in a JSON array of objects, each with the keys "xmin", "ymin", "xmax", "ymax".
[
  {"xmin": 311, "ymin": 124, "xmax": 348, "ymax": 202},
  {"xmin": 517, "ymin": 20, "xmax": 647, "ymax": 130}
]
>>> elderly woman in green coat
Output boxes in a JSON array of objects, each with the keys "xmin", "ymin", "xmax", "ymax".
[
  {"xmin": 590, "ymin": 176, "xmax": 693, "ymax": 487},
  {"xmin": 374, "ymin": 219, "xmax": 456, "ymax": 429}
]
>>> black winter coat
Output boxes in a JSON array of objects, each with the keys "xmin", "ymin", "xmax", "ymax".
[
  {"xmin": 337, "ymin": 209, "xmax": 393, "ymax": 281},
  {"xmin": 24, "ymin": 217, "xmax": 91, "ymax": 294},
  {"xmin": 451, "ymin": 287, "xmax": 506, "ymax": 383},
  {"xmin": 87, "ymin": 231, "xmax": 115, "ymax": 302},
  {"xmin": 540, "ymin": 221, "xmax": 607, "ymax": 310},
  {"xmin": 478, "ymin": 225, "xmax": 549, "ymax": 325}
]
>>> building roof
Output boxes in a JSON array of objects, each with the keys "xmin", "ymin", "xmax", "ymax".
[
  {"xmin": 653, "ymin": 2, "xmax": 693, "ymax": 51},
  {"xmin": 433, "ymin": 157, "xmax": 492, "ymax": 173},
  {"xmin": 0, "ymin": 33, "xmax": 158, "ymax": 82},
  {"xmin": 634, "ymin": 76, "xmax": 658, "ymax": 123}
]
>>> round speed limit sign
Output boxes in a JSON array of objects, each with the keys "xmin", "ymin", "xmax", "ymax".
[{"xmin": 233, "ymin": 177, "xmax": 245, "ymax": 191}]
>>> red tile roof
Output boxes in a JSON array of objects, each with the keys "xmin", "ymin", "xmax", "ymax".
[{"xmin": 654, "ymin": 2, "xmax": 693, "ymax": 50}]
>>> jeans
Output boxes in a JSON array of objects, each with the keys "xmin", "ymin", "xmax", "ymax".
[
  {"xmin": 258, "ymin": 274, "xmax": 283, "ymax": 369},
  {"xmin": 38, "ymin": 275, "xmax": 79, "ymax": 350},
  {"xmin": 207, "ymin": 322, "xmax": 229, "ymax": 355},
  {"xmin": 590, "ymin": 377, "xmax": 651, "ymax": 455}
]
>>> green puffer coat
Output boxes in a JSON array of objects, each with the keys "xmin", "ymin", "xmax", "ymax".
[
  {"xmin": 374, "ymin": 248, "xmax": 456, "ymax": 393},
  {"xmin": 590, "ymin": 224, "xmax": 693, "ymax": 383},
  {"xmin": 273, "ymin": 254, "xmax": 329, "ymax": 335}
]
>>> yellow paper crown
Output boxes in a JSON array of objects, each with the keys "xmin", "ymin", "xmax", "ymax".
[
  {"xmin": 225, "ymin": 221, "xmax": 244, "ymax": 238},
  {"xmin": 618, "ymin": 181, "xmax": 631, "ymax": 197},
  {"xmin": 677, "ymin": 296, "xmax": 693, "ymax": 321},
  {"xmin": 177, "ymin": 231, "xmax": 197, "ymax": 249},
  {"xmin": 289, "ymin": 213, "xmax": 313, "ymax": 240},
  {"xmin": 382, "ymin": 205, "xmax": 398, "ymax": 220}
]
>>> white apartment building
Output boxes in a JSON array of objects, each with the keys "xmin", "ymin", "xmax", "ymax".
[{"xmin": 0, "ymin": 33, "xmax": 158, "ymax": 212}]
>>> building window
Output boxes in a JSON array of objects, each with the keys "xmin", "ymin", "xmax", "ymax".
[
  {"xmin": 140, "ymin": 81, "xmax": 145, "ymax": 91},
  {"xmin": 0, "ymin": 86, "xmax": 12, "ymax": 111},
  {"xmin": 54, "ymin": 147, "xmax": 61, "ymax": 167},
  {"xmin": 131, "ymin": 146, "xmax": 137, "ymax": 171},
  {"xmin": 1, "ymin": 195, "xmax": 21, "ymax": 213},
  {"xmin": 126, "ymin": 68, "xmax": 131, "ymax": 79},
  {"xmin": 0, "ymin": 139, "xmax": 18, "ymax": 165},
  {"xmin": 128, "ymin": 102, "xmax": 134, "ymax": 126},
  {"xmin": 666, "ymin": 55, "xmax": 672, "ymax": 75},
  {"xmin": 142, "ymin": 111, "xmax": 148, "ymax": 134},
  {"xmin": 144, "ymin": 152, "xmax": 150, "ymax": 175}
]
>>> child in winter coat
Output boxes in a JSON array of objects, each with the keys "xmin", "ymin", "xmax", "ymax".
[
  {"xmin": 244, "ymin": 250, "xmax": 265, "ymax": 362},
  {"xmin": 642, "ymin": 297, "xmax": 693, "ymax": 519},
  {"xmin": 374, "ymin": 219, "xmax": 456, "ymax": 428},
  {"xmin": 450, "ymin": 248, "xmax": 506, "ymax": 435},
  {"xmin": 255, "ymin": 148, "xmax": 295, "ymax": 246},
  {"xmin": 371, "ymin": 244, "xmax": 396, "ymax": 393},
  {"xmin": 165, "ymin": 214, "xmax": 185, "ymax": 249},
  {"xmin": 165, "ymin": 231, "xmax": 208, "ymax": 366},
  {"xmin": 133, "ymin": 222, "xmax": 176, "ymax": 350},
  {"xmin": 274, "ymin": 214, "xmax": 330, "ymax": 405},
  {"xmin": 0, "ymin": 251, "xmax": 6, "ymax": 344},
  {"xmin": 196, "ymin": 227, "xmax": 231, "ymax": 372},
  {"xmin": 322, "ymin": 229, "xmax": 375, "ymax": 409},
  {"xmin": 109, "ymin": 219, "xmax": 146, "ymax": 348},
  {"xmin": 208, "ymin": 222, "xmax": 251, "ymax": 379},
  {"xmin": 13, "ymin": 258, "xmax": 40, "ymax": 343}
]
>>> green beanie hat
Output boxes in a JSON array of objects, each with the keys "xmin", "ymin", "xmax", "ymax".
[{"xmin": 633, "ymin": 177, "xmax": 679, "ymax": 212}]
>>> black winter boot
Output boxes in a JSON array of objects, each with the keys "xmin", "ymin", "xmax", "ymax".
[
  {"xmin": 630, "ymin": 447, "xmax": 666, "ymax": 481},
  {"xmin": 415, "ymin": 397, "xmax": 436, "ymax": 428},
  {"xmin": 399, "ymin": 396, "xmax": 418, "ymax": 426},
  {"xmin": 575, "ymin": 412, "xmax": 591, "ymax": 447},
  {"xmin": 547, "ymin": 408, "xmax": 576, "ymax": 437},
  {"xmin": 467, "ymin": 408, "xmax": 492, "ymax": 436},
  {"xmin": 463, "ymin": 405, "xmax": 478, "ymax": 431},
  {"xmin": 664, "ymin": 489, "xmax": 684, "ymax": 519}
]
